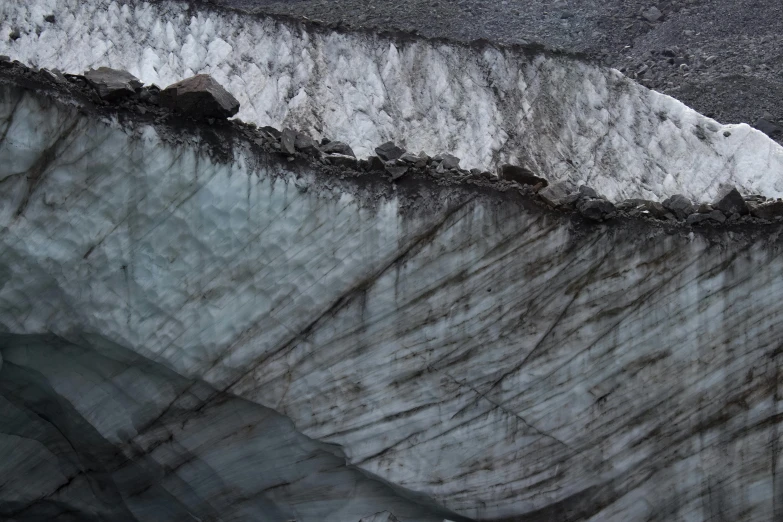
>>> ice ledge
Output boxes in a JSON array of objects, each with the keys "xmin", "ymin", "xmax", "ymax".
[
  {"xmin": 2, "ymin": 59, "xmax": 782, "ymax": 233},
  {"xmin": 2, "ymin": 0, "xmax": 783, "ymax": 202}
]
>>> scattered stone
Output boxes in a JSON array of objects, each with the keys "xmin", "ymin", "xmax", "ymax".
[
  {"xmin": 261, "ymin": 126, "xmax": 282, "ymax": 139},
  {"xmin": 320, "ymin": 141, "xmax": 355, "ymax": 157},
  {"xmin": 499, "ymin": 164, "xmax": 548, "ymax": 187},
  {"xmin": 367, "ymin": 156, "xmax": 386, "ymax": 171},
  {"xmin": 84, "ymin": 67, "xmax": 143, "ymax": 100},
  {"xmin": 440, "ymin": 153, "xmax": 461, "ymax": 170},
  {"xmin": 750, "ymin": 200, "xmax": 783, "ymax": 220},
  {"xmin": 578, "ymin": 185, "xmax": 599, "ymax": 199},
  {"xmin": 375, "ymin": 141, "xmax": 405, "ymax": 162},
  {"xmin": 539, "ymin": 181, "xmax": 579, "ymax": 208},
  {"xmin": 44, "ymin": 14, "xmax": 56, "ymax": 23},
  {"xmin": 662, "ymin": 194, "xmax": 695, "ymax": 219},
  {"xmin": 385, "ymin": 165, "xmax": 409, "ymax": 181},
  {"xmin": 642, "ymin": 6, "xmax": 663, "ymax": 22},
  {"xmin": 295, "ymin": 133, "xmax": 319, "ymax": 155},
  {"xmin": 325, "ymin": 154, "xmax": 357, "ymax": 168},
  {"xmin": 577, "ymin": 199, "xmax": 616, "ymax": 221},
  {"xmin": 281, "ymin": 128, "xmax": 297, "ymax": 155},
  {"xmin": 753, "ymin": 118, "xmax": 782, "ymax": 138},
  {"xmin": 713, "ymin": 186, "xmax": 749, "ymax": 216},
  {"xmin": 160, "ymin": 74, "xmax": 240, "ymax": 119}
]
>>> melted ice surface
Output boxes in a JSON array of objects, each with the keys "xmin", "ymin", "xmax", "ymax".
[{"xmin": 2, "ymin": 0, "xmax": 783, "ymax": 202}]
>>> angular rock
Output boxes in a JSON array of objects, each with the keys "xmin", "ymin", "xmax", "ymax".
[
  {"xmin": 160, "ymin": 74, "xmax": 240, "ymax": 119},
  {"xmin": 261, "ymin": 126, "xmax": 282, "ymax": 140},
  {"xmin": 686, "ymin": 210, "xmax": 727, "ymax": 225},
  {"xmin": 662, "ymin": 194, "xmax": 695, "ymax": 219},
  {"xmin": 499, "ymin": 164, "xmax": 548, "ymax": 187},
  {"xmin": 754, "ymin": 118, "xmax": 782, "ymax": 138},
  {"xmin": 713, "ymin": 186, "xmax": 749, "ymax": 216},
  {"xmin": 295, "ymin": 133, "xmax": 319, "ymax": 155},
  {"xmin": 578, "ymin": 185, "xmax": 598, "ymax": 199},
  {"xmin": 281, "ymin": 128, "xmax": 297, "ymax": 155},
  {"xmin": 539, "ymin": 181, "xmax": 579, "ymax": 208},
  {"xmin": 320, "ymin": 141, "xmax": 355, "ymax": 157},
  {"xmin": 398, "ymin": 152, "xmax": 420, "ymax": 164},
  {"xmin": 642, "ymin": 6, "xmax": 663, "ymax": 22},
  {"xmin": 697, "ymin": 203, "xmax": 714, "ymax": 214},
  {"xmin": 84, "ymin": 67, "xmax": 143, "ymax": 100},
  {"xmin": 375, "ymin": 141, "xmax": 405, "ymax": 162},
  {"xmin": 440, "ymin": 153, "xmax": 461, "ymax": 170},
  {"xmin": 621, "ymin": 199, "xmax": 671, "ymax": 220},
  {"xmin": 577, "ymin": 199, "xmax": 616, "ymax": 221},
  {"xmin": 750, "ymin": 200, "xmax": 783, "ymax": 220},
  {"xmin": 385, "ymin": 165, "xmax": 409, "ymax": 181},
  {"xmin": 325, "ymin": 154, "xmax": 357, "ymax": 168},
  {"xmin": 367, "ymin": 156, "xmax": 386, "ymax": 171}
]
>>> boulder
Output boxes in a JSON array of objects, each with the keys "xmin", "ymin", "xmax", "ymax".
[
  {"xmin": 686, "ymin": 210, "xmax": 726, "ymax": 225},
  {"xmin": 325, "ymin": 154, "xmax": 357, "ymax": 168},
  {"xmin": 662, "ymin": 194, "xmax": 694, "ymax": 219},
  {"xmin": 84, "ymin": 67, "xmax": 143, "ymax": 100},
  {"xmin": 750, "ymin": 200, "xmax": 783, "ymax": 220},
  {"xmin": 261, "ymin": 126, "xmax": 282, "ymax": 139},
  {"xmin": 754, "ymin": 118, "xmax": 782, "ymax": 139},
  {"xmin": 320, "ymin": 141, "xmax": 355, "ymax": 157},
  {"xmin": 578, "ymin": 185, "xmax": 599, "ymax": 199},
  {"xmin": 577, "ymin": 199, "xmax": 616, "ymax": 221},
  {"xmin": 385, "ymin": 165, "xmax": 409, "ymax": 181},
  {"xmin": 160, "ymin": 74, "xmax": 240, "ymax": 119},
  {"xmin": 713, "ymin": 186, "xmax": 749, "ymax": 216},
  {"xmin": 281, "ymin": 128, "xmax": 297, "ymax": 155},
  {"xmin": 439, "ymin": 153, "xmax": 461, "ymax": 170},
  {"xmin": 499, "ymin": 164, "xmax": 548, "ymax": 187},
  {"xmin": 539, "ymin": 181, "xmax": 579, "ymax": 208},
  {"xmin": 375, "ymin": 141, "xmax": 405, "ymax": 162},
  {"xmin": 367, "ymin": 156, "xmax": 386, "ymax": 171},
  {"xmin": 295, "ymin": 133, "xmax": 319, "ymax": 155}
]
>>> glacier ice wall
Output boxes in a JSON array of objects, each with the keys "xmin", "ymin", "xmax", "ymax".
[
  {"xmin": 2, "ymin": 0, "xmax": 783, "ymax": 202},
  {"xmin": 1, "ymin": 77, "xmax": 783, "ymax": 521}
]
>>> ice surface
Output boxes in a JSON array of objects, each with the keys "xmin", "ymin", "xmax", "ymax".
[
  {"xmin": 2, "ymin": 0, "xmax": 783, "ymax": 202},
  {"xmin": 1, "ymin": 82, "xmax": 782, "ymax": 521}
]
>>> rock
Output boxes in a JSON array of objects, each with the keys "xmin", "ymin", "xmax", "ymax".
[
  {"xmin": 713, "ymin": 186, "xmax": 749, "ymax": 216},
  {"xmin": 0, "ymin": 55, "xmax": 11, "ymax": 68},
  {"xmin": 686, "ymin": 210, "xmax": 726, "ymax": 225},
  {"xmin": 754, "ymin": 118, "xmax": 782, "ymax": 138},
  {"xmin": 295, "ymin": 133, "xmax": 319, "ymax": 155},
  {"xmin": 320, "ymin": 141, "xmax": 355, "ymax": 157},
  {"xmin": 440, "ymin": 153, "xmax": 461, "ymax": 170},
  {"xmin": 358, "ymin": 511, "xmax": 400, "ymax": 522},
  {"xmin": 281, "ymin": 128, "xmax": 297, "ymax": 155},
  {"xmin": 662, "ymin": 194, "xmax": 694, "ymax": 219},
  {"xmin": 84, "ymin": 67, "xmax": 143, "ymax": 100},
  {"xmin": 750, "ymin": 200, "xmax": 783, "ymax": 220},
  {"xmin": 375, "ymin": 141, "xmax": 405, "ymax": 162},
  {"xmin": 697, "ymin": 203, "xmax": 714, "ymax": 213},
  {"xmin": 499, "ymin": 164, "xmax": 548, "ymax": 187},
  {"xmin": 539, "ymin": 181, "xmax": 579, "ymax": 208},
  {"xmin": 709, "ymin": 210, "xmax": 727, "ymax": 223},
  {"xmin": 9, "ymin": 29, "xmax": 20, "ymax": 41},
  {"xmin": 642, "ymin": 6, "xmax": 663, "ymax": 22},
  {"xmin": 367, "ymin": 156, "xmax": 386, "ymax": 171},
  {"xmin": 44, "ymin": 14, "xmax": 56, "ymax": 23},
  {"xmin": 621, "ymin": 199, "xmax": 671, "ymax": 220},
  {"xmin": 577, "ymin": 199, "xmax": 616, "ymax": 221},
  {"xmin": 398, "ymin": 152, "xmax": 420, "ymax": 164},
  {"xmin": 578, "ymin": 185, "xmax": 598, "ymax": 199},
  {"xmin": 261, "ymin": 126, "xmax": 281, "ymax": 140},
  {"xmin": 160, "ymin": 74, "xmax": 240, "ymax": 119},
  {"xmin": 385, "ymin": 165, "xmax": 409, "ymax": 181},
  {"xmin": 325, "ymin": 154, "xmax": 357, "ymax": 168}
]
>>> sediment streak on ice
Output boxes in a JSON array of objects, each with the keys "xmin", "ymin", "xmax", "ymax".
[{"xmin": 2, "ymin": 0, "xmax": 783, "ymax": 202}]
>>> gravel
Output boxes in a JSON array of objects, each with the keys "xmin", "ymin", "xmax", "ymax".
[{"xmin": 207, "ymin": 0, "xmax": 781, "ymax": 142}]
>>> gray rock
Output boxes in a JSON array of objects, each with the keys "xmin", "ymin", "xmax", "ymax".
[
  {"xmin": 325, "ymin": 154, "xmax": 357, "ymax": 168},
  {"xmin": 750, "ymin": 200, "xmax": 783, "ymax": 220},
  {"xmin": 539, "ymin": 181, "xmax": 579, "ymax": 208},
  {"xmin": 44, "ymin": 14, "xmax": 56, "ymax": 23},
  {"xmin": 375, "ymin": 141, "xmax": 405, "ymax": 162},
  {"xmin": 577, "ymin": 199, "xmax": 616, "ymax": 221},
  {"xmin": 697, "ymin": 203, "xmax": 714, "ymax": 213},
  {"xmin": 713, "ymin": 186, "xmax": 749, "ymax": 216},
  {"xmin": 499, "ymin": 164, "xmax": 548, "ymax": 187},
  {"xmin": 578, "ymin": 185, "xmax": 599, "ymax": 199},
  {"xmin": 642, "ymin": 6, "xmax": 663, "ymax": 22},
  {"xmin": 160, "ymin": 74, "xmax": 240, "ymax": 119},
  {"xmin": 320, "ymin": 141, "xmax": 355, "ymax": 157},
  {"xmin": 84, "ymin": 67, "xmax": 143, "ymax": 100},
  {"xmin": 753, "ymin": 118, "xmax": 782, "ymax": 138},
  {"xmin": 709, "ymin": 210, "xmax": 727, "ymax": 223},
  {"xmin": 662, "ymin": 194, "xmax": 694, "ymax": 219},
  {"xmin": 385, "ymin": 165, "xmax": 409, "ymax": 181},
  {"xmin": 440, "ymin": 153, "xmax": 461, "ymax": 170},
  {"xmin": 686, "ymin": 210, "xmax": 726, "ymax": 225},
  {"xmin": 367, "ymin": 156, "xmax": 386, "ymax": 171},
  {"xmin": 0, "ymin": 55, "xmax": 10, "ymax": 63},
  {"xmin": 281, "ymin": 128, "xmax": 297, "ymax": 155},
  {"xmin": 295, "ymin": 133, "xmax": 319, "ymax": 155},
  {"xmin": 261, "ymin": 126, "xmax": 281, "ymax": 139},
  {"xmin": 398, "ymin": 152, "xmax": 420, "ymax": 164}
]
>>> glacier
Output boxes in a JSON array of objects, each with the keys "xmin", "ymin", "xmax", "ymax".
[
  {"xmin": 1, "ymin": 63, "xmax": 782, "ymax": 521},
  {"xmin": 2, "ymin": 0, "xmax": 783, "ymax": 202}
]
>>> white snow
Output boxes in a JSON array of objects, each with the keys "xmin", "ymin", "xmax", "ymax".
[{"xmin": 2, "ymin": 0, "xmax": 783, "ymax": 202}]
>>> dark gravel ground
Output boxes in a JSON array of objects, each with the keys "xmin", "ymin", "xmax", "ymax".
[{"xmin": 207, "ymin": 0, "xmax": 783, "ymax": 142}]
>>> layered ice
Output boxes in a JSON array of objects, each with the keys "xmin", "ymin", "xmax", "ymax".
[
  {"xmin": 1, "ymin": 77, "xmax": 782, "ymax": 521},
  {"xmin": 2, "ymin": 0, "xmax": 783, "ymax": 202}
]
